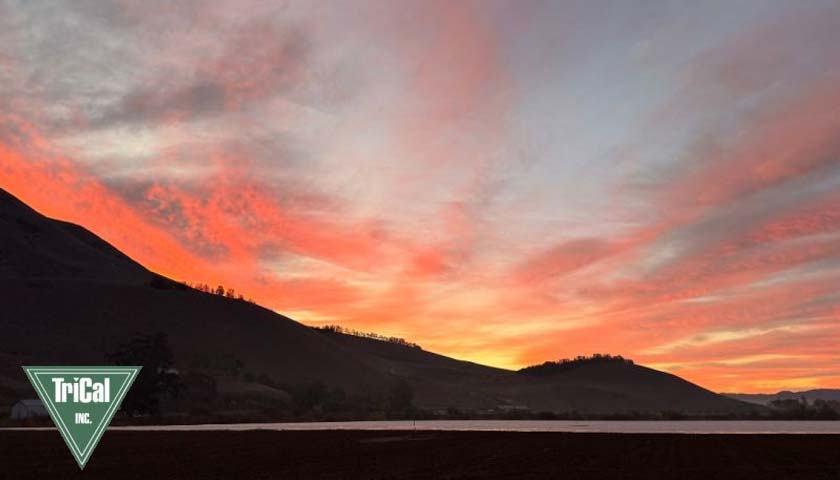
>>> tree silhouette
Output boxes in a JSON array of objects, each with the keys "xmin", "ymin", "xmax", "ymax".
[
  {"xmin": 106, "ymin": 332, "xmax": 181, "ymax": 416},
  {"xmin": 387, "ymin": 380, "xmax": 414, "ymax": 413},
  {"xmin": 292, "ymin": 381, "xmax": 329, "ymax": 410},
  {"xmin": 519, "ymin": 354, "xmax": 634, "ymax": 376},
  {"xmin": 314, "ymin": 324, "xmax": 422, "ymax": 349}
]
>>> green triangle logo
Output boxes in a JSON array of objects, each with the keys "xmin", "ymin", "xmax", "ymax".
[{"xmin": 23, "ymin": 366, "xmax": 141, "ymax": 469}]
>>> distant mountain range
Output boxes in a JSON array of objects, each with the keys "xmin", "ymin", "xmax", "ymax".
[
  {"xmin": 0, "ymin": 187, "xmax": 758, "ymax": 418},
  {"xmin": 724, "ymin": 390, "xmax": 840, "ymax": 406}
]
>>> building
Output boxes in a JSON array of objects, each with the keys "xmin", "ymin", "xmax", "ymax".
[
  {"xmin": 497, "ymin": 404, "xmax": 530, "ymax": 412},
  {"xmin": 10, "ymin": 399, "xmax": 48, "ymax": 419}
]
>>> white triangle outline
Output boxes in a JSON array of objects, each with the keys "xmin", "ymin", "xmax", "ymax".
[
  {"xmin": 23, "ymin": 366, "xmax": 141, "ymax": 469},
  {"xmin": 30, "ymin": 370, "xmax": 134, "ymax": 460}
]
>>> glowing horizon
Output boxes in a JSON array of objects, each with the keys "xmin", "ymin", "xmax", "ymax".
[{"xmin": 1, "ymin": 0, "xmax": 839, "ymax": 393}]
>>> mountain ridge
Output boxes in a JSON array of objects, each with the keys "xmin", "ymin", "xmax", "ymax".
[
  {"xmin": 0, "ymin": 186, "xmax": 757, "ymax": 417},
  {"xmin": 724, "ymin": 389, "xmax": 840, "ymax": 406}
]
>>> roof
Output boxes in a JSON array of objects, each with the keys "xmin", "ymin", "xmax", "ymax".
[{"xmin": 15, "ymin": 399, "xmax": 45, "ymax": 407}]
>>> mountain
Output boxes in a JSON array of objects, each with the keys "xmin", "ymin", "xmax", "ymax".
[
  {"xmin": 724, "ymin": 389, "xmax": 840, "ymax": 406},
  {"xmin": 0, "ymin": 188, "xmax": 148, "ymax": 282},
  {"xmin": 0, "ymin": 187, "xmax": 757, "ymax": 417},
  {"xmin": 510, "ymin": 359, "xmax": 750, "ymax": 414}
]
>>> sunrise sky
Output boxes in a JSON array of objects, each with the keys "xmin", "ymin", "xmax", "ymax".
[{"xmin": 1, "ymin": 0, "xmax": 839, "ymax": 392}]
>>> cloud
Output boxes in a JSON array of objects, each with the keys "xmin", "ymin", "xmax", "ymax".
[
  {"xmin": 1, "ymin": 0, "xmax": 839, "ymax": 392},
  {"xmin": 513, "ymin": 238, "xmax": 615, "ymax": 283}
]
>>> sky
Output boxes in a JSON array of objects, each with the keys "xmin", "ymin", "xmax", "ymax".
[{"xmin": 1, "ymin": 0, "xmax": 839, "ymax": 393}]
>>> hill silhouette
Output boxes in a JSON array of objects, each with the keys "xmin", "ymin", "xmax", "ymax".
[
  {"xmin": 725, "ymin": 389, "xmax": 840, "ymax": 406},
  {"xmin": 0, "ymin": 189, "xmax": 148, "ymax": 282},
  {"xmin": 0, "ymin": 187, "xmax": 757, "ymax": 418}
]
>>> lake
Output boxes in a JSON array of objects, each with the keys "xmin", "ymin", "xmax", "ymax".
[{"xmin": 104, "ymin": 420, "xmax": 840, "ymax": 434}]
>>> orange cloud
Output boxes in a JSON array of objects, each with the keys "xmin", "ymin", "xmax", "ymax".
[{"xmin": 2, "ymin": 0, "xmax": 839, "ymax": 394}]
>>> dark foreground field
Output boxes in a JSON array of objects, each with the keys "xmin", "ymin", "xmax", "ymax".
[{"xmin": 2, "ymin": 430, "xmax": 839, "ymax": 479}]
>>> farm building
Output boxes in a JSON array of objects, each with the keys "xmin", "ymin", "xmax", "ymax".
[{"xmin": 10, "ymin": 399, "xmax": 48, "ymax": 419}]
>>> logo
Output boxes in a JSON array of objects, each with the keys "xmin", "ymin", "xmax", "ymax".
[{"xmin": 23, "ymin": 366, "xmax": 141, "ymax": 469}]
